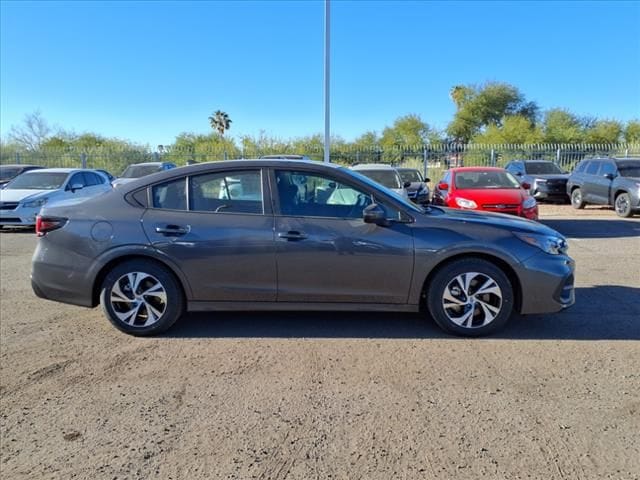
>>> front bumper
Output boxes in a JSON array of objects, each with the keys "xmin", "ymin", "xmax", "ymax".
[
  {"xmin": 0, "ymin": 204, "xmax": 40, "ymax": 225},
  {"xmin": 533, "ymin": 182, "xmax": 569, "ymax": 200},
  {"xmin": 517, "ymin": 252, "xmax": 575, "ymax": 314}
]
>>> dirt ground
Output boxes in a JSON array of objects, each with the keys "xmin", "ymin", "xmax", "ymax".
[{"xmin": 1, "ymin": 204, "xmax": 639, "ymax": 480}]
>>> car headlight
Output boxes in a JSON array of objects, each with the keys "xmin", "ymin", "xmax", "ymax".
[
  {"xmin": 455, "ymin": 197, "xmax": 477, "ymax": 209},
  {"xmin": 522, "ymin": 197, "xmax": 537, "ymax": 209},
  {"xmin": 514, "ymin": 232, "xmax": 568, "ymax": 255},
  {"xmin": 535, "ymin": 178, "xmax": 547, "ymax": 184},
  {"xmin": 22, "ymin": 198, "xmax": 48, "ymax": 208}
]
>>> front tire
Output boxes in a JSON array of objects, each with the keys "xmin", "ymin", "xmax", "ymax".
[
  {"xmin": 571, "ymin": 188, "xmax": 585, "ymax": 209},
  {"xmin": 614, "ymin": 193, "xmax": 633, "ymax": 218},
  {"xmin": 426, "ymin": 258, "xmax": 514, "ymax": 337},
  {"xmin": 100, "ymin": 259, "xmax": 184, "ymax": 336}
]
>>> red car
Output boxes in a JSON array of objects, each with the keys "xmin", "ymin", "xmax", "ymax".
[{"xmin": 432, "ymin": 167, "xmax": 538, "ymax": 220}]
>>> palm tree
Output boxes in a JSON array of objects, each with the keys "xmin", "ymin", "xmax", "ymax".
[{"xmin": 209, "ymin": 110, "xmax": 232, "ymax": 136}]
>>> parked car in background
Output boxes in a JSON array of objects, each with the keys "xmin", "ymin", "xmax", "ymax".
[
  {"xmin": 396, "ymin": 167, "xmax": 431, "ymax": 205},
  {"xmin": 0, "ymin": 164, "xmax": 44, "ymax": 188},
  {"xmin": 566, "ymin": 157, "xmax": 640, "ymax": 217},
  {"xmin": 0, "ymin": 168, "xmax": 112, "ymax": 227},
  {"xmin": 351, "ymin": 164, "xmax": 410, "ymax": 201},
  {"xmin": 112, "ymin": 161, "xmax": 177, "ymax": 188},
  {"xmin": 504, "ymin": 160, "xmax": 569, "ymax": 203},
  {"xmin": 432, "ymin": 167, "xmax": 538, "ymax": 220},
  {"xmin": 31, "ymin": 159, "xmax": 574, "ymax": 338}
]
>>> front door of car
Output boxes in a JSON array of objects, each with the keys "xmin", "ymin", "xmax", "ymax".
[
  {"xmin": 141, "ymin": 169, "xmax": 277, "ymax": 302},
  {"xmin": 271, "ymin": 169, "xmax": 414, "ymax": 304},
  {"xmin": 591, "ymin": 161, "xmax": 616, "ymax": 204}
]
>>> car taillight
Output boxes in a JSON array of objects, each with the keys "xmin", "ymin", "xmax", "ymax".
[{"xmin": 35, "ymin": 215, "xmax": 67, "ymax": 237}]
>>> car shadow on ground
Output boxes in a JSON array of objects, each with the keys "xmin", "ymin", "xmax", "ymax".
[
  {"xmin": 540, "ymin": 218, "xmax": 640, "ymax": 238},
  {"xmin": 166, "ymin": 286, "xmax": 640, "ymax": 341},
  {"xmin": 0, "ymin": 227, "xmax": 35, "ymax": 234}
]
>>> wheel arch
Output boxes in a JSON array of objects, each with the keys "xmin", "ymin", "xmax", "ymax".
[
  {"xmin": 91, "ymin": 254, "xmax": 189, "ymax": 307},
  {"xmin": 420, "ymin": 253, "xmax": 522, "ymax": 313}
]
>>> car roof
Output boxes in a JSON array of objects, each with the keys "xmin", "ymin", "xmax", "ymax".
[
  {"xmin": 351, "ymin": 163, "xmax": 396, "ymax": 170},
  {"xmin": 21, "ymin": 168, "xmax": 81, "ymax": 174},
  {"xmin": 449, "ymin": 167, "xmax": 506, "ymax": 173},
  {"xmin": 126, "ymin": 162, "xmax": 167, "ymax": 167}
]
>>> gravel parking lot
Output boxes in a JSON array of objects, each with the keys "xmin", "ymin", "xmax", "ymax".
[{"xmin": 1, "ymin": 204, "xmax": 639, "ymax": 480}]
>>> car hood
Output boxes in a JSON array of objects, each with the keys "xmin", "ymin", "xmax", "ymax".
[
  {"xmin": 112, "ymin": 178, "xmax": 138, "ymax": 187},
  {"xmin": 0, "ymin": 189, "xmax": 52, "ymax": 202},
  {"xmin": 456, "ymin": 188, "xmax": 526, "ymax": 204},
  {"xmin": 425, "ymin": 206, "xmax": 559, "ymax": 236}
]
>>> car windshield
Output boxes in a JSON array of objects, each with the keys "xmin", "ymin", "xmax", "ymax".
[
  {"xmin": 345, "ymin": 168, "xmax": 423, "ymax": 213},
  {"xmin": 398, "ymin": 169, "xmax": 423, "ymax": 183},
  {"xmin": 454, "ymin": 171, "xmax": 522, "ymax": 189},
  {"xmin": 0, "ymin": 167, "xmax": 21, "ymax": 180},
  {"xmin": 357, "ymin": 170, "xmax": 402, "ymax": 189},
  {"xmin": 121, "ymin": 164, "xmax": 162, "ymax": 178},
  {"xmin": 5, "ymin": 172, "xmax": 68, "ymax": 190},
  {"xmin": 616, "ymin": 161, "xmax": 640, "ymax": 177},
  {"xmin": 524, "ymin": 162, "xmax": 564, "ymax": 175}
]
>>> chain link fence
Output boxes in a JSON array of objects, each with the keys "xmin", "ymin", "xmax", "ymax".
[{"xmin": 2, "ymin": 143, "xmax": 638, "ymax": 183}]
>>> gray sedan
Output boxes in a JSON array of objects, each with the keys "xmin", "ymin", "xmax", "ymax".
[{"xmin": 31, "ymin": 160, "xmax": 575, "ymax": 337}]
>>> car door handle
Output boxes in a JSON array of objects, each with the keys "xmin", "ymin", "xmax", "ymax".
[
  {"xmin": 278, "ymin": 231, "xmax": 308, "ymax": 241},
  {"xmin": 155, "ymin": 225, "xmax": 189, "ymax": 236}
]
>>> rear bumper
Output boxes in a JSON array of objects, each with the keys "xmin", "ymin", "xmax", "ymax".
[{"xmin": 517, "ymin": 252, "xmax": 575, "ymax": 314}]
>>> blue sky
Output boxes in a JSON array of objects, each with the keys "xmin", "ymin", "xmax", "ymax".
[{"xmin": 1, "ymin": 0, "xmax": 639, "ymax": 147}]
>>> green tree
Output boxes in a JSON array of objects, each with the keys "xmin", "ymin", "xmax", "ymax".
[
  {"xmin": 542, "ymin": 109, "xmax": 585, "ymax": 144},
  {"xmin": 208, "ymin": 110, "xmax": 232, "ymax": 136},
  {"xmin": 584, "ymin": 120, "xmax": 623, "ymax": 144},
  {"xmin": 624, "ymin": 120, "xmax": 640, "ymax": 143},
  {"xmin": 472, "ymin": 115, "xmax": 543, "ymax": 144},
  {"xmin": 447, "ymin": 82, "xmax": 538, "ymax": 142}
]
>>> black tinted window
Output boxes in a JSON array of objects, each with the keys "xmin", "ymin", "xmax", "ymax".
[
  {"xmin": 524, "ymin": 162, "xmax": 563, "ymax": 175},
  {"xmin": 82, "ymin": 172, "xmax": 99, "ymax": 186},
  {"xmin": 152, "ymin": 178, "xmax": 187, "ymax": 210},
  {"xmin": 68, "ymin": 173, "xmax": 86, "ymax": 188},
  {"xmin": 189, "ymin": 170, "xmax": 263, "ymax": 214}
]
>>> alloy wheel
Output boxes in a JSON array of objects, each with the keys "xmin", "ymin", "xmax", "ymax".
[
  {"xmin": 441, "ymin": 272, "xmax": 503, "ymax": 328},
  {"xmin": 110, "ymin": 272, "xmax": 167, "ymax": 327}
]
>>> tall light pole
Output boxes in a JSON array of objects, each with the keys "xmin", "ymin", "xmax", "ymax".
[{"xmin": 323, "ymin": 0, "xmax": 330, "ymax": 163}]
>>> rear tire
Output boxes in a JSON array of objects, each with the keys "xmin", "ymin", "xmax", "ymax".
[
  {"xmin": 100, "ymin": 259, "xmax": 184, "ymax": 336},
  {"xmin": 426, "ymin": 258, "xmax": 514, "ymax": 337},
  {"xmin": 571, "ymin": 188, "xmax": 585, "ymax": 209}
]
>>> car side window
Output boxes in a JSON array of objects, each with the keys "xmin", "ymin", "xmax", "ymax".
[
  {"xmin": 81, "ymin": 172, "xmax": 99, "ymax": 186},
  {"xmin": 275, "ymin": 170, "xmax": 374, "ymax": 219},
  {"xmin": 152, "ymin": 177, "xmax": 187, "ymax": 210},
  {"xmin": 600, "ymin": 162, "xmax": 616, "ymax": 177},
  {"xmin": 189, "ymin": 170, "xmax": 263, "ymax": 214},
  {"xmin": 67, "ymin": 173, "xmax": 85, "ymax": 189},
  {"xmin": 91, "ymin": 172, "xmax": 106, "ymax": 184},
  {"xmin": 585, "ymin": 161, "xmax": 600, "ymax": 175}
]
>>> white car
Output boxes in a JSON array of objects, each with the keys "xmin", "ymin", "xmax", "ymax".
[
  {"xmin": 350, "ymin": 164, "xmax": 411, "ymax": 201},
  {"xmin": 0, "ymin": 168, "xmax": 112, "ymax": 227}
]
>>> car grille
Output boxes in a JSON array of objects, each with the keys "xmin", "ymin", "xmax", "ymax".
[
  {"xmin": 0, "ymin": 202, "xmax": 19, "ymax": 211},
  {"xmin": 482, "ymin": 204, "xmax": 520, "ymax": 215}
]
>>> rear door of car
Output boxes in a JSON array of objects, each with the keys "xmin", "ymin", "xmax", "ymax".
[
  {"xmin": 270, "ymin": 167, "xmax": 414, "ymax": 304},
  {"xmin": 140, "ymin": 168, "xmax": 277, "ymax": 302}
]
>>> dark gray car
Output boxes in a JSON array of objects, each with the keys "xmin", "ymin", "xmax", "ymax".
[
  {"xmin": 566, "ymin": 157, "xmax": 640, "ymax": 217},
  {"xmin": 31, "ymin": 160, "xmax": 575, "ymax": 337},
  {"xmin": 504, "ymin": 160, "xmax": 569, "ymax": 202}
]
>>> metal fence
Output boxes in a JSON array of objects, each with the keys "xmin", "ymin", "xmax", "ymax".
[{"xmin": 2, "ymin": 143, "xmax": 639, "ymax": 183}]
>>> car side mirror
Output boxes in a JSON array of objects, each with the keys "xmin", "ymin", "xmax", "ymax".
[
  {"xmin": 69, "ymin": 183, "xmax": 84, "ymax": 192},
  {"xmin": 604, "ymin": 173, "xmax": 615, "ymax": 180},
  {"xmin": 425, "ymin": 177, "xmax": 431, "ymax": 183},
  {"xmin": 521, "ymin": 182, "xmax": 531, "ymax": 190},
  {"xmin": 403, "ymin": 181, "xmax": 412, "ymax": 188},
  {"xmin": 437, "ymin": 182, "xmax": 448, "ymax": 191},
  {"xmin": 515, "ymin": 172, "xmax": 523, "ymax": 176},
  {"xmin": 363, "ymin": 203, "xmax": 389, "ymax": 227}
]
